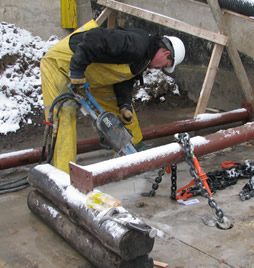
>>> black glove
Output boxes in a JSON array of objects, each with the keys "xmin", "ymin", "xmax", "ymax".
[
  {"xmin": 119, "ymin": 104, "xmax": 133, "ymax": 125},
  {"xmin": 69, "ymin": 70, "xmax": 86, "ymax": 92}
]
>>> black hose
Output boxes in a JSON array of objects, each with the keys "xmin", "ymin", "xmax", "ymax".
[
  {"xmin": 0, "ymin": 176, "xmax": 29, "ymax": 194},
  {"xmin": 218, "ymin": 0, "xmax": 254, "ymax": 16},
  {"xmin": 0, "ymin": 181, "xmax": 29, "ymax": 191},
  {"xmin": 1, "ymin": 91, "xmax": 80, "ymax": 195},
  {"xmin": 46, "ymin": 95, "xmax": 78, "ymax": 163},
  {"xmin": 49, "ymin": 92, "xmax": 76, "ymax": 112},
  {"xmin": 46, "ymin": 136, "xmax": 57, "ymax": 163},
  {"xmin": 0, "ymin": 183, "xmax": 29, "ymax": 194},
  {"xmin": 0, "ymin": 175, "xmax": 27, "ymax": 187}
]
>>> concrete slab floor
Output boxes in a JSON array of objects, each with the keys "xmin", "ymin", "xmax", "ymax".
[{"xmin": 0, "ymin": 141, "xmax": 254, "ymax": 268}]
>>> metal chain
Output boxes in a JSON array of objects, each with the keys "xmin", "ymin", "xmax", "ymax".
[
  {"xmin": 239, "ymin": 175, "xmax": 254, "ymax": 200},
  {"xmin": 170, "ymin": 164, "xmax": 177, "ymax": 200},
  {"xmin": 147, "ymin": 168, "xmax": 166, "ymax": 197},
  {"xmin": 176, "ymin": 133, "xmax": 225, "ymax": 223},
  {"xmin": 207, "ymin": 160, "xmax": 254, "ymax": 200}
]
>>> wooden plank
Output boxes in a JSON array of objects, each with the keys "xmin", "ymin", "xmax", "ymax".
[
  {"xmin": 97, "ymin": 0, "xmax": 228, "ymax": 45},
  {"xmin": 95, "ymin": 7, "xmax": 112, "ymax": 25},
  {"xmin": 154, "ymin": 260, "xmax": 169, "ymax": 267},
  {"xmin": 207, "ymin": 0, "xmax": 254, "ymax": 108},
  {"xmin": 107, "ymin": 11, "xmax": 116, "ymax": 28},
  {"xmin": 194, "ymin": 43, "xmax": 224, "ymax": 116},
  {"xmin": 60, "ymin": 0, "xmax": 77, "ymax": 28}
]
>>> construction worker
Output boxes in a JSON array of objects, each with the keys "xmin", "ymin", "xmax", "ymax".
[{"xmin": 40, "ymin": 19, "xmax": 185, "ymax": 174}]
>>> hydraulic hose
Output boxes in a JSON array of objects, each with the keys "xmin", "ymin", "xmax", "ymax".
[
  {"xmin": 46, "ymin": 98, "xmax": 73, "ymax": 163},
  {"xmin": 218, "ymin": 0, "xmax": 254, "ymax": 16},
  {"xmin": 0, "ymin": 183, "xmax": 29, "ymax": 194},
  {"xmin": 40, "ymin": 92, "xmax": 78, "ymax": 164},
  {"xmin": 1, "ymin": 92, "xmax": 80, "ymax": 195},
  {"xmin": 0, "ymin": 175, "xmax": 29, "ymax": 194},
  {"xmin": 0, "ymin": 176, "xmax": 27, "ymax": 187}
]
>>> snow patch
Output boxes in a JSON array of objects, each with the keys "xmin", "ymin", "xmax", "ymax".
[{"xmin": 0, "ymin": 22, "xmax": 59, "ymax": 134}]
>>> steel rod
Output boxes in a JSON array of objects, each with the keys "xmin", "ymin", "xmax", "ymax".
[{"xmin": 69, "ymin": 122, "xmax": 254, "ymax": 190}]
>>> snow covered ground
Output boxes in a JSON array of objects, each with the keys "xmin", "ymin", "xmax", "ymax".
[
  {"xmin": 0, "ymin": 22, "xmax": 178, "ymax": 135},
  {"xmin": 0, "ymin": 22, "xmax": 59, "ymax": 134}
]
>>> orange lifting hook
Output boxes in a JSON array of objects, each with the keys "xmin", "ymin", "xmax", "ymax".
[{"xmin": 174, "ymin": 157, "xmax": 213, "ymax": 201}]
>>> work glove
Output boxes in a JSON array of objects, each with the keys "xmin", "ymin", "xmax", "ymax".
[
  {"xmin": 119, "ymin": 104, "xmax": 133, "ymax": 125},
  {"xmin": 69, "ymin": 70, "xmax": 87, "ymax": 94}
]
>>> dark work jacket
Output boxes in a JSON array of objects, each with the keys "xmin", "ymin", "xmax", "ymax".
[{"xmin": 69, "ymin": 27, "xmax": 161, "ymax": 107}]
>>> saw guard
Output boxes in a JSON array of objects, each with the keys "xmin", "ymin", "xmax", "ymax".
[{"xmin": 96, "ymin": 112, "xmax": 135, "ymax": 153}]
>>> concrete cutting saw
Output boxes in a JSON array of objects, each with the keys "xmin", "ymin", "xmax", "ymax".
[
  {"xmin": 72, "ymin": 83, "xmax": 137, "ymax": 156},
  {"xmin": 41, "ymin": 83, "xmax": 136, "ymax": 168}
]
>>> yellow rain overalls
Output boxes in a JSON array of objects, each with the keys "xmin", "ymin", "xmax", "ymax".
[{"xmin": 40, "ymin": 19, "xmax": 143, "ymax": 173}]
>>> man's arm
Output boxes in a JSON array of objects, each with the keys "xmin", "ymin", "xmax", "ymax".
[{"xmin": 113, "ymin": 78, "xmax": 136, "ymax": 107}]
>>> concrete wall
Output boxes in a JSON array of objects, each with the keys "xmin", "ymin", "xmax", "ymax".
[
  {"xmin": 0, "ymin": 0, "xmax": 93, "ymax": 40},
  {"xmin": 120, "ymin": 0, "xmax": 254, "ymax": 60}
]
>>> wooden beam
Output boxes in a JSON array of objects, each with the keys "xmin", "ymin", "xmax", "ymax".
[
  {"xmin": 194, "ymin": 43, "xmax": 224, "ymax": 116},
  {"xmin": 60, "ymin": 0, "xmax": 77, "ymax": 29},
  {"xmin": 107, "ymin": 10, "xmax": 116, "ymax": 28},
  {"xmin": 207, "ymin": 0, "xmax": 254, "ymax": 108},
  {"xmin": 95, "ymin": 7, "xmax": 112, "ymax": 25},
  {"xmin": 97, "ymin": 0, "xmax": 228, "ymax": 45}
]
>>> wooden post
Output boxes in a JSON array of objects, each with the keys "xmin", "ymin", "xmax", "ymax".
[
  {"xmin": 194, "ymin": 43, "xmax": 224, "ymax": 116},
  {"xmin": 60, "ymin": 0, "xmax": 77, "ymax": 29},
  {"xmin": 94, "ymin": 6, "xmax": 116, "ymax": 29},
  {"xmin": 107, "ymin": 11, "xmax": 116, "ymax": 28},
  {"xmin": 96, "ymin": 7, "xmax": 112, "ymax": 25}
]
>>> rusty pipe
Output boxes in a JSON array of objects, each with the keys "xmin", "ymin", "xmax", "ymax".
[
  {"xmin": 78, "ymin": 105, "xmax": 252, "ymax": 150},
  {"xmin": 0, "ymin": 106, "xmax": 252, "ymax": 170},
  {"xmin": 0, "ymin": 138, "xmax": 100, "ymax": 171},
  {"xmin": 142, "ymin": 104, "xmax": 252, "ymax": 140},
  {"xmin": 69, "ymin": 122, "xmax": 254, "ymax": 190}
]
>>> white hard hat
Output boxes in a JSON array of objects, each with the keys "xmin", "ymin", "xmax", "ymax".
[{"xmin": 161, "ymin": 36, "xmax": 185, "ymax": 74}]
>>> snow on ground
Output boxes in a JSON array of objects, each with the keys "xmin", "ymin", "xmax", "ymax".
[
  {"xmin": 0, "ymin": 22, "xmax": 59, "ymax": 134},
  {"xmin": 0, "ymin": 22, "xmax": 177, "ymax": 135}
]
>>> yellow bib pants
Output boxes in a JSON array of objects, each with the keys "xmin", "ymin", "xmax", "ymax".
[{"xmin": 40, "ymin": 20, "xmax": 143, "ymax": 173}]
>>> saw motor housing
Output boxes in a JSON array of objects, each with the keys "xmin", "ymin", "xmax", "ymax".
[{"xmin": 96, "ymin": 112, "xmax": 135, "ymax": 154}]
